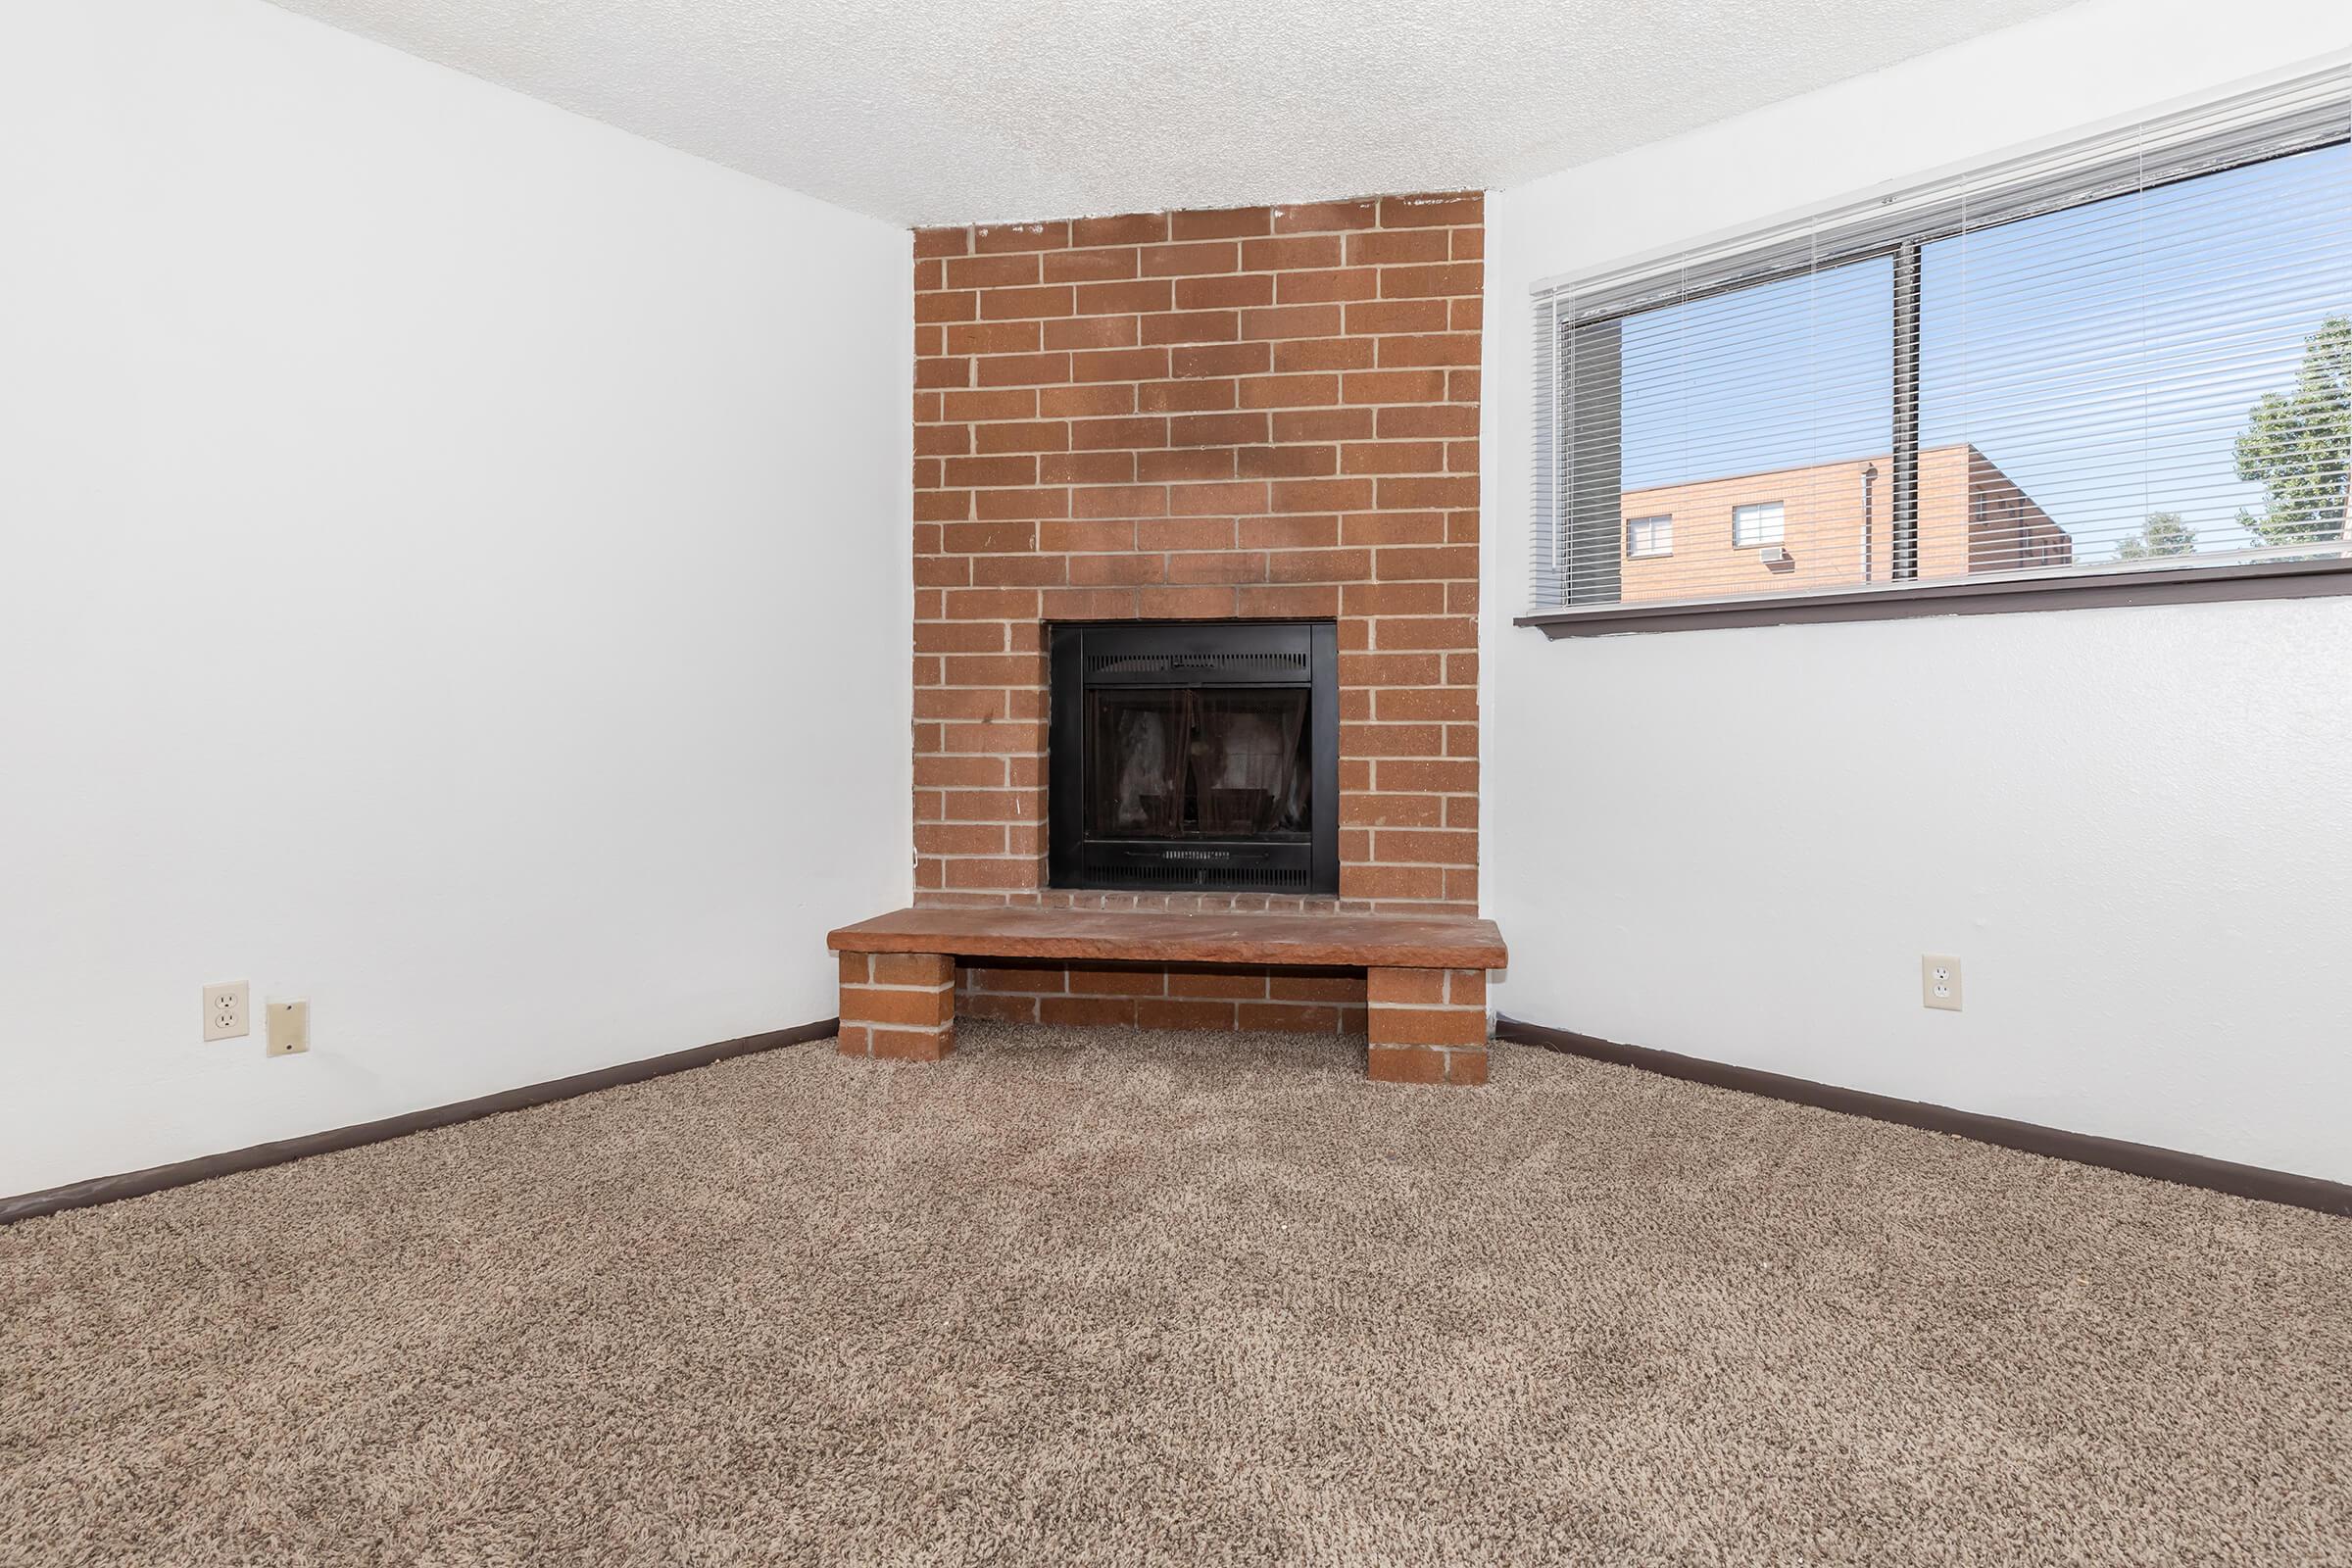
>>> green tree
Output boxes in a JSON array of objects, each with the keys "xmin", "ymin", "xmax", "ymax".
[
  {"xmin": 2115, "ymin": 511, "xmax": 2197, "ymax": 561},
  {"xmin": 2233, "ymin": 314, "xmax": 2352, "ymax": 547}
]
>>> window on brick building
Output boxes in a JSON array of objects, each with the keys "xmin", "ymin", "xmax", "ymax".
[
  {"xmin": 1625, "ymin": 514, "xmax": 1673, "ymax": 558},
  {"xmin": 1732, "ymin": 503, "xmax": 1784, "ymax": 549}
]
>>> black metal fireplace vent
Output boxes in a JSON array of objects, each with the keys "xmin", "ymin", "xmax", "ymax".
[
  {"xmin": 1082, "ymin": 649, "xmax": 1311, "ymax": 680},
  {"xmin": 1050, "ymin": 621, "xmax": 1339, "ymax": 895}
]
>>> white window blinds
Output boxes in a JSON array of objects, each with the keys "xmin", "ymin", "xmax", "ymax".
[{"xmin": 1529, "ymin": 65, "xmax": 2352, "ymax": 616}]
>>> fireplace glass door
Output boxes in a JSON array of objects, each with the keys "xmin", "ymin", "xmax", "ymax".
[
  {"xmin": 1086, "ymin": 688, "xmax": 1311, "ymax": 842},
  {"xmin": 1049, "ymin": 620, "xmax": 1339, "ymax": 893}
]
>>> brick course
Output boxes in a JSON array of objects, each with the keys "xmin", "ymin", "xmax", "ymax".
[
  {"xmin": 910, "ymin": 193, "xmax": 1483, "ymax": 1030},
  {"xmin": 958, "ymin": 962, "xmax": 1370, "ymax": 1036}
]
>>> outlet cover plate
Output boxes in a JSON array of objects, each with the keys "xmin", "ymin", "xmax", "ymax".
[
  {"xmin": 203, "ymin": 981, "xmax": 249, "ymax": 1042},
  {"xmin": 1922, "ymin": 955, "xmax": 1963, "ymax": 1011},
  {"xmin": 267, "ymin": 999, "xmax": 310, "ymax": 1056}
]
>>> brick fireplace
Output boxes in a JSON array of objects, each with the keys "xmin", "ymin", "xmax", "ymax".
[{"xmin": 910, "ymin": 192, "xmax": 1482, "ymax": 1031}]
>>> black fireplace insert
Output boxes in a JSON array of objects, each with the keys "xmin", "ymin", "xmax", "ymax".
[{"xmin": 1049, "ymin": 621, "xmax": 1339, "ymax": 894}]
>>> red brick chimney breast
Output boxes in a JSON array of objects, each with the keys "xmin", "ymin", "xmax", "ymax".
[{"xmin": 908, "ymin": 193, "xmax": 1484, "ymax": 1031}]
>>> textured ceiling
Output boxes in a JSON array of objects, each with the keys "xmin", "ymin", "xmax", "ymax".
[{"xmin": 266, "ymin": 0, "xmax": 2085, "ymax": 225}]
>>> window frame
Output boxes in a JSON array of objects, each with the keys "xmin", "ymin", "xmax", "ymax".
[
  {"xmin": 1624, "ymin": 514, "xmax": 1674, "ymax": 559},
  {"xmin": 1731, "ymin": 502, "xmax": 1786, "ymax": 551},
  {"xmin": 1519, "ymin": 62, "xmax": 2352, "ymax": 636}
]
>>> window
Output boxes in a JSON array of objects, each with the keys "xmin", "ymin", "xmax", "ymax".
[
  {"xmin": 1625, "ymin": 514, "xmax": 1673, "ymax": 558},
  {"xmin": 1732, "ymin": 503, "xmax": 1784, "ymax": 549},
  {"xmin": 1527, "ymin": 67, "xmax": 2352, "ymax": 630}
]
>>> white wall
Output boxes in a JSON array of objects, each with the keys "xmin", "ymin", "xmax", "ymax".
[
  {"xmin": 0, "ymin": 0, "xmax": 912, "ymax": 1196},
  {"xmin": 1482, "ymin": 0, "xmax": 2352, "ymax": 1184}
]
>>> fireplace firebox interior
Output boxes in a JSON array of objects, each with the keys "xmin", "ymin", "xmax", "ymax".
[{"xmin": 1049, "ymin": 621, "xmax": 1340, "ymax": 894}]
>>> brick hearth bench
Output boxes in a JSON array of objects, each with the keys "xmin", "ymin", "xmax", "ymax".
[{"xmin": 826, "ymin": 907, "xmax": 1506, "ymax": 1086}]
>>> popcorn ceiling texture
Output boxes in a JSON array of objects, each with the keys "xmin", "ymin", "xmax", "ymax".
[
  {"xmin": 6, "ymin": 1023, "xmax": 2349, "ymax": 1563},
  {"xmin": 260, "ymin": 0, "xmax": 2081, "ymax": 223}
]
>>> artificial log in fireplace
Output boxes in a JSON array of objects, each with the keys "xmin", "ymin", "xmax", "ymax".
[{"xmin": 1049, "ymin": 621, "xmax": 1339, "ymax": 895}]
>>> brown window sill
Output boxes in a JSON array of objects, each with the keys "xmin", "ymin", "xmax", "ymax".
[{"xmin": 1513, "ymin": 557, "xmax": 2352, "ymax": 638}]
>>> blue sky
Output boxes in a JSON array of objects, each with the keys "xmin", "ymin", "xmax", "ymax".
[{"xmin": 1618, "ymin": 142, "xmax": 2352, "ymax": 561}]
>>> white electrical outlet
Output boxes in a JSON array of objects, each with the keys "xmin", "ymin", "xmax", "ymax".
[
  {"xmin": 267, "ymin": 999, "xmax": 310, "ymax": 1057},
  {"xmin": 1922, "ymin": 955, "xmax": 1963, "ymax": 1011},
  {"xmin": 203, "ymin": 981, "xmax": 249, "ymax": 1041}
]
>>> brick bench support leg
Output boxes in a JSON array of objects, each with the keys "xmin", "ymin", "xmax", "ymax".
[
  {"xmin": 837, "ymin": 953, "xmax": 956, "ymax": 1061},
  {"xmin": 1365, "ymin": 968, "xmax": 1489, "ymax": 1086}
]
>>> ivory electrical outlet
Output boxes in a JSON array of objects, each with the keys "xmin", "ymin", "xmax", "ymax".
[
  {"xmin": 267, "ymin": 999, "xmax": 310, "ymax": 1056},
  {"xmin": 1922, "ymin": 956, "xmax": 1963, "ymax": 1011},
  {"xmin": 203, "ymin": 982, "xmax": 249, "ymax": 1042}
]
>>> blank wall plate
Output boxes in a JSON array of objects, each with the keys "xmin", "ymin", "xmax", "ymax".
[
  {"xmin": 203, "ymin": 981, "xmax": 249, "ymax": 1041},
  {"xmin": 1922, "ymin": 955, "xmax": 1963, "ymax": 1011},
  {"xmin": 267, "ymin": 999, "xmax": 310, "ymax": 1056}
]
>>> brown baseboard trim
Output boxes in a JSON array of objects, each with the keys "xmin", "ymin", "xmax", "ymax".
[
  {"xmin": 0, "ymin": 1017, "xmax": 839, "ymax": 1227},
  {"xmin": 1494, "ymin": 1015, "xmax": 2352, "ymax": 1218}
]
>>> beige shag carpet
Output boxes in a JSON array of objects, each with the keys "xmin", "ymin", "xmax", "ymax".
[{"xmin": 5, "ymin": 1021, "xmax": 2349, "ymax": 1566}]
